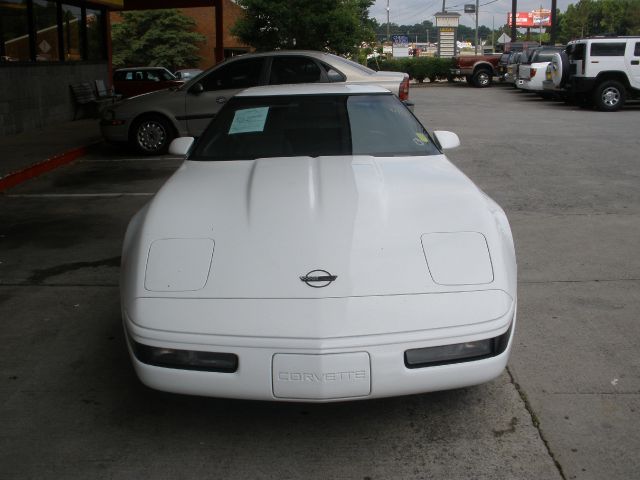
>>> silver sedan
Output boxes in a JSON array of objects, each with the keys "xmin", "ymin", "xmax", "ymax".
[{"xmin": 101, "ymin": 51, "xmax": 410, "ymax": 155}]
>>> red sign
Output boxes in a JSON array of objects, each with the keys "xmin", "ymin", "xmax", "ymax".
[{"xmin": 507, "ymin": 10, "xmax": 551, "ymax": 28}]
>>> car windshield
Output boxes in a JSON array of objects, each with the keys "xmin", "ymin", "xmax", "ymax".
[
  {"xmin": 191, "ymin": 93, "xmax": 441, "ymax": 161},
  {"xmin": 521, "ymin": 49, "xmax": 540, "ymax": 64}
]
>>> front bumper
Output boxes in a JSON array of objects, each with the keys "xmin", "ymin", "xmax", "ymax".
[
  {"xmin": 123, "ymin": 292, "xmax": 516, "ymax": 402},
  {"xmin": 100, "ymin": 118, "xmax": 132, "ymax": 143}
]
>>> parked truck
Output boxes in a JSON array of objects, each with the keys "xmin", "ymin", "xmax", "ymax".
[{"xmin": 450, "ymin": 54, "xmax": 502, "ymax": 87}]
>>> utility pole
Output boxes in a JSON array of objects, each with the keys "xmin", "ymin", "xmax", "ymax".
[
  {"xmin": 550, "ymin": 0, "xmax": 557, "ymax": 44},
  {"xmin": 492, "ymin": 16, "xmax": 495, "ymax": 50},
  {"xmin": 474, "ymin": 0, "xmax": 479, "ymax": 55},
  {"xmin": 511, "ymin": 0, "xmax": 517, "ymax": 41},
  {"xmin": 386, "ymin": 0, "xmax": 390, "ymax": 41},
  {"xmin": 442, "ymin": 0, "xmax": 446, "ymax": 12},
  {"xmin": 539, "ymin": 4, "xmax": 542, "ymax": 45}
]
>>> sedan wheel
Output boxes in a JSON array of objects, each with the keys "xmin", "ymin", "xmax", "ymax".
[{"xmin": 132, "ymin": 116, "xmax": 173, "ymax": 155}]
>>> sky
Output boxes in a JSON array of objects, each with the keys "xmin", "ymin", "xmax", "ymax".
[{"xmin": 370, "ymin": 0, "xmax": 575, "ymax": 28}]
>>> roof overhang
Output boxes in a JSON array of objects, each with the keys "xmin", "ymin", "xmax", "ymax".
[{"xmin": 118, "ymin": 0, "xmax": 217, "ymax": 10}]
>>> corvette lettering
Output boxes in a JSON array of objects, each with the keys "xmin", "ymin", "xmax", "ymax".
[{"xmin": 278, "ymin": 370, "xmax": 368, "ymax": 382}]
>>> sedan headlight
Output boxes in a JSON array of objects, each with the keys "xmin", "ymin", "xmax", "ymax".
[
  {"xmin": 421, "ymin": 232, "xmax": 494, "ymax": 285},
  {"xmin": 144, "ymin": 238, "xmax": 214, "ymax": 292},
  {"xmin": 101, "ymin": 109, "xmax": 126, "ymax": 125}
]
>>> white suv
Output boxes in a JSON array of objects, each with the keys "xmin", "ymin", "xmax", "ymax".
[{"xmin": 544, "ymin": 36, "xmax": 640, "ymax": 111}]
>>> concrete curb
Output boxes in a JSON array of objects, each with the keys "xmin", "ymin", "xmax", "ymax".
[{"xmin": 0, "ymin": 142, "xmax": 100, "ymax": 193}]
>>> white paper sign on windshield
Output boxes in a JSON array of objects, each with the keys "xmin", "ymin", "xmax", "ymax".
[{"xmin": 228, "ymin": 107, "xmax": 269, "ymax": 134}]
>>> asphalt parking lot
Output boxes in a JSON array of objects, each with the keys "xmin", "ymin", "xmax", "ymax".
[{"xmin": 1, "ymin": 84, "xmax": 639, "ymax": 480}]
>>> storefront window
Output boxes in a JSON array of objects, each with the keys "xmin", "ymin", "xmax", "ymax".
[
  {"xmin": 1, "ymin": 0, "xmax": 31, "ymax": 62},
  {"xmin": 86, "ymin": 7, "xmax": 104, "ymax": 60},
  {"xmin": 61, "ymin": 3, "xmax": 81, "ymax": 61},
  {"xmin": 1, "ymin": 1, "xmax": 107, "ymax": 64},
  {"xmin": 34, "ymin": 0, "xmax": 60, "ymax": 61}
]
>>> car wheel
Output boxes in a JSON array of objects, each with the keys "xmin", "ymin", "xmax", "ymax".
[
  {"xmin": 130, "ymin": 115, "xmax": 174, "ymax": 155},
  {"xmin": 472, "ymin": 69, "xmax": 492, "ymax": 88},
  {"xmin": 593, "ymin": 80, "xmax": 626, "ymax": 112}
]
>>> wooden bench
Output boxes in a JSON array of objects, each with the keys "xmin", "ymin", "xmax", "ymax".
[
  {"xmin": 95, "ymin": 79, "xmax": 122, "ymax": 104},
  {"xmin": 70, "ymin": 82, "xmax": 112, "ymax": 120}
]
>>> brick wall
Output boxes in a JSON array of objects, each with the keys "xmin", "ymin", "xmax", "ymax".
[
  {"xmin": 111, "ymin": 0, "xmax": 252, "ymax": 71},
  {"xmin": 182, "ymin": 1, "xmax": 251, "ymax": 69}
]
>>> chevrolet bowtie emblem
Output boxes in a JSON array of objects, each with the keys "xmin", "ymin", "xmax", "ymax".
[{"xmin": 300, "ymin": 269, "xmax": 338, "ymax": 288}]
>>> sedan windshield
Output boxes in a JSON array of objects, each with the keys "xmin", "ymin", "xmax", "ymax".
[{"xmin": 191, "ymin": 94, "xmax": 440, "ymax": 160}]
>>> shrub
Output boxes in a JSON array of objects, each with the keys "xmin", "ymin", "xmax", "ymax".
[{"xmin": 368, "ymin": 56, "xmax": 455, "ymax": 83}]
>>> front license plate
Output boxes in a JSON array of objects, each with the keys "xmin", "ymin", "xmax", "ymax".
[{"xmin": 272, "ymin": 352, "xmax": 371, "ymax": 399}]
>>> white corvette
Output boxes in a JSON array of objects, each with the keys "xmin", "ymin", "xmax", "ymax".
[{"xmin": 121, "ymin": 84, "xmax": 517, "ymax": 402}]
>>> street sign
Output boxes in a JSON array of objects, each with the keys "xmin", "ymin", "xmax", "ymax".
[
  {"xmin": 497, "ymin": 33, "xmax": 512, "ymax": 44},
  {"xmin": 435, "ymin": 12, "xmax": 460, "ymax": 28}
]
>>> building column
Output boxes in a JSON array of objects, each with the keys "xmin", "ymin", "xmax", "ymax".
[
  {"xmin": 106, "ymin": 12, "xmax": 114, "ymax": 88},
  {"xmin": 214, "ymin": 0, "xmax": 224, "ymax": 63}
]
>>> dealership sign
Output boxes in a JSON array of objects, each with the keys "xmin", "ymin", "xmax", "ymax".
[
  {"xmin": 392, "ymin": 35, "xmax": 409, "ymax": 47},
  {"xmin": 507, "ymin": 9, "xmax": 552, "ymax": 28}
]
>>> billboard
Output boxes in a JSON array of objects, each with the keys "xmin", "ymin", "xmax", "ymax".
[{"xmin": 507, "ymin": 9, "xmax": 552, "ymax": 28}]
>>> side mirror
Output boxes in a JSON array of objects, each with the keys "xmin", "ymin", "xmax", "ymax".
[
  {"xmin": 433, "ymin": 130, "xmax": 461, "ymax": 150},
  {"xmin": 189, "ymin": 82, "xmax": 204, "ymax": 95},
  {"xmin": 326, "ymin": 69, "xmax": 344, "ymax": 83},
  {"xmin": 168, "ymin": 137, "xmax": 195, "ymax": 156}
]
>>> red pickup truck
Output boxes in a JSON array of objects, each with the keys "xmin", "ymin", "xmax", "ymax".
[{"xmin": 450, "ymin": 54, "xmax": 502, "ymax": 87}]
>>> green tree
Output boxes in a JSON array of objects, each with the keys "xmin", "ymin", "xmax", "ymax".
[
  {"xmin": 112, "ymin": 9, "xmax": 205, "ymax": 71},
  {"xmin": 556, "ymin": 0, "xmax": 640, "ymax": 42},
  {"xmin": 231, "ymin": 0, "xmax": 375, "ymax": 55}
]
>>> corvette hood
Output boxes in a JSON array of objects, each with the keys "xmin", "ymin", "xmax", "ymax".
[{"xmin": 132, "ymin": 155, "xmax": 511, "ymax": 299}]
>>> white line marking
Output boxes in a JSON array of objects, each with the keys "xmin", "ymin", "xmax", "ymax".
[{"xmin": 5, "ymin": 193, "xmax": 155, "ymax": 198}]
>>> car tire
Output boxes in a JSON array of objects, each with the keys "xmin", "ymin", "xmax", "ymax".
[
  {"xmin": 593, "ymin": 80, "xmax": 626, "ymax": 112},
  {"xmin": 551, "ymin": 51, "xmax": 570, "ymax": 88},
  {"xmin": 130, "ymin": 115, "xmax": 174, "ymax": 155},
  {"xmin": 472, "ymin": 69, "xmax": 492, "ymax": 88}
]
